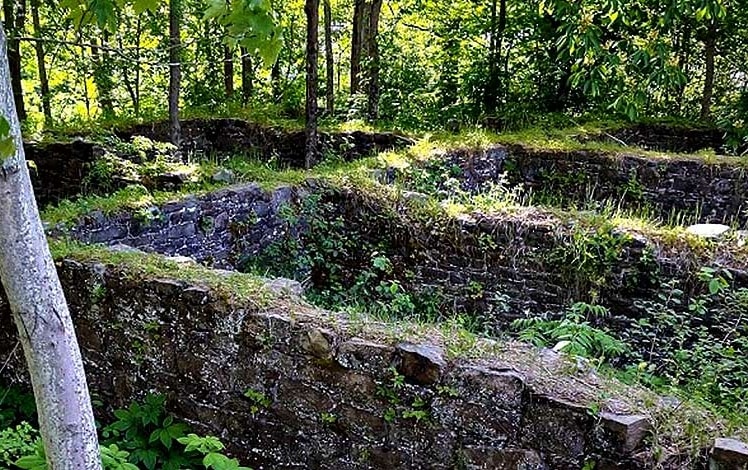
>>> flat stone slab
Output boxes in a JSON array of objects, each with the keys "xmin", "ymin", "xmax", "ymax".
[
  {"xmin": 685, "ymin": 223, "xmax": 731, "ymax": 238},
  {"xmin": 711, "ymin": 438, "xmax": 748, "ymax": 469}
]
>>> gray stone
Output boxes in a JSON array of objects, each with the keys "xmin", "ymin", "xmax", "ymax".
[
  {"xmin": 212, "ymin": 168, "xmax": 236, "ymax": 184},
  {"xmin": 263, "ymin": 277, "xmax": 304, "ymax": 297},
  {"xmin": 685, "ymin": 223, "xmax": 731, "ymax": 238},
  {"xmin": 599, "ymin": 412, "xmax": 650, "ymax": 453},
  {"xmin": 90, "ymin": 225, "xmax": 128, "ymax": 242},
  {"xmin": 107, "ymin": 243, "xmax": 143, "ymax": 254},
  {"xmin": 711, "ymin": 438, "xmax": 748, "ymax": 469},
  {"xmin": 298, "ymin": 328, "xmax": 333, "ymax": 359},
  {"xmin": 461, "ymin": 447, "xmax": 546, "ymax": 470},
  {"xmin": 402, "ymin": 191, "xmax": 429, "ymax": 203},
  {"xmin": 396, "ymin": 342, "xmax": 446, "ymax": 385},
  {"xmin": 737, "ymin": 230, "xmax": 748, "ymax": 247},
  {"xmin": 167, "ymin": 223, "xmax": 196, "ymax": 239},
  {"xmin": 271, "ymin": 186, "xmax": 294, "ymax": 210}
]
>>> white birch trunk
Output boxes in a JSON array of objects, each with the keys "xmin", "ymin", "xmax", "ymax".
[{"xmin": 0, "ymin": 26, "xmax": 102, "ymax": 469}]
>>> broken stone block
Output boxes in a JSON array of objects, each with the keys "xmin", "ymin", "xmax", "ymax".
[
  {"xmin": 396, "ymin": 342, "xmax": 446, "ymax": 386},
  {"xmin": 711, "ymin": 438, "xmax": 748, "ymax": 470},
  {"xmin": 598, "ymin": 412, "xmax": 650, "ymax": 453},
  {"xmin": 685, "ymin": 223, "xmax": 730, "ymax": 239},
  {"xmin": 212, "ymin": 168, "xmax": 236, "ymax": 184},
  {"xmin": 264, "ymin": 277, "xmax": 304, "ymax": 297},
  {"xmin": 299, "ymin": 328, "xmax": 333, "ymax": 359}
]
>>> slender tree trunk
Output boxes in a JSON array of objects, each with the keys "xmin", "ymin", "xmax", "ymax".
[
  {"xmin": 350, "ymin": 0, "xmax": 364, "ymax": 95},
  {"xmin": 305, "ymin": 0, "xmax": 319, "ymax": 169},
  {"xmin": 29, "ymin": 0, "xmax": 49, "ymax": 125},
  {"xmin": 3, "ymin": 0, "xmax": 25, "ymax": 121},
  {"xmin": 240, "ymin": 47, "xmax": 252, "ymax": 104},
  {"xmin": 119, "ymin": 17, "xmax": 142, "ymax": 116},
  {"xmin": 135, "ymin": 18, "xmax": 141, "ymax": 116},
  {"xmin": 223, "ymin": 44, "xmax": 233, "ymax": 99},
  {"xmin": 169, "ymin": 0, "xmax": 182, "ymax": 147},
  {"xmin": 700, "ymin": 22, "xmax": 716, "ymax": 121},
  {"xmin": 119, "ymin": 33, "xmax": 137, "ymax": 116},
  {"xmin": 484, "ymin": 0, "xmax": 505, "ymax": 113},
  {"xmin": 91, "ymin": 36, "xmax": 114, "ymax": 119},
  {"xmin": 324, "ymin": 0, "xmax": 334, "ymax": 114},
  {"xmin": 676, "ymin": 22, "xmax": 691, "ymax": 113},
  {"xmin": 364, "ymin": 0, "xmax": 382, "ymax": 120},
  {"xmin": 0, "ymin": 26, "xmax": 101, "ymax": 470},
  {"xmin": 271, "ymin": 59, "xmax": 281, "ymax": 100}
]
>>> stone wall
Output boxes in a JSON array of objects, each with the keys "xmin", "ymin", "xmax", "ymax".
[
  {"xmin": 54, "ymin": 182, "xmax": 747, "ymax": 338},
  {"xmin": 25, "ymin": 140, "xmax": 102, "ymax": 207},
  {"xmin": 0, "ymin": 258, "xmax": 721, "ymax": 470},
  {"xmin": 584, "ymin": 123, "xmax": 725, "ymax": 154},
  {"xmin": 119, "ymin": 118, "xmax": 413, "ymax": 167},
  {"xmin": 440, "ymin": 145, "xmax": 748, "ymax": 225},
  {"xmin": 56, "ymin": 184, "xmax": 299, "ymax": 270}
]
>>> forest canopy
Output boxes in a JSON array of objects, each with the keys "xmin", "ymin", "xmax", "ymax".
[{"xmin": 1, "ymin": 0, "xmax": 744, "ymax": 137}]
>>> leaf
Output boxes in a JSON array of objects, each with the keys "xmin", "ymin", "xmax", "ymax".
[
  {"xmin": 0, "ymin": 116, "xmax": 15, "ymax": 161},
  {"xmin": 133, "ymin": 0, "xmax": 158, "ymax": 14}
]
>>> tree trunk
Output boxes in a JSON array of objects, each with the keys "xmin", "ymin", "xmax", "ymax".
[
  {"xmin": 3, "ymin": 0, "xmax": 25, "ymax": 121},
  {"xmin": 271, "ymin": 58, "xmax": 281, "ymax": 100},
  {"xmin": 169, "ymin": 0, "xmax": 182, "ymax": 147},
  {"xmin": 675, "ymin": 22, "xmax": 691, "ymax": 113},
  {"xmin": 350, "ymin": 0, "xmax": 364, "ymax": 95},
  {"xmin": 91, "ymin": 36, "xmax": 114, "ymax": 119},
  {"xmin": 241, "ymin": 47, "xmax": 252, "ymax": 104},
  {"xmin": 700, "ymin": 22, "xmax": 716, "ymax": 121},
  {"xmin": 365, "ymin": 0, "xmax": 382, "ymax": 120},
  {"xmin": 0, "ymin": 26, "xmax": 101, "ymax": 470},
  {"xmin": 29, "ymin": 0, "xmax": 50, "ymax": 125},
  {"xmin": 324, "ymin": 0, "xmax": 333, "ymax": 114},
  {"xmin": 304, "ymin": 0, "xmax": 319, "ymax": 169},
  {"xmin": 119, "ymin": 17, "xmax": 143, "ymax": 117},
  {"xmin": 484, "ymin": 0, "xmax": 506, "ymax": 113},
  {"xmin": 223, "ymin": 44, "xmax": 233, "ymax": 99}
]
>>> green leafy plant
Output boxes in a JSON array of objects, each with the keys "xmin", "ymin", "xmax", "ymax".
[
  {"xmin": 512, "ymin": 302, "xmax": 627, "ymax": 363},
  {"xmin": 243, "ymin": 388, "xmax": 271, "ymax": 416},
  {"xmin": 0, "ymin": 422, "xmax": 38, "ymax": 466}
]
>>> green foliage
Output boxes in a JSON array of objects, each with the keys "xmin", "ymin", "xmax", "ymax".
[
  {"xmin": 0, "ymin": 116, "xmax": 15, "ymax": 162},
  {"xmin": 102, "ymin": 394, "xmax": 191, "ymax": 470},
  {"xmin": 626, "ymin": 268, "xmax": 748, "ymax": 413},
  {"xmin": 375, "ymin": 367, "xmax": 431, "ymax": 423},
  {"xmin": 242, "ymin": 191, "xmax": 448, "ymax": 324},
  {"xmin": 98, "ymin": 394, "xmax": 250, "ymax": 470},
  {"xmin": 552, "ymin": 222, "xmax": 631, "ymax": 300},
  {"xmin": 204, "ymin": 0, "xmax": 283, "ymax": 67},
  {"xmin": 0, "ymin": 422, "xmax": 38, "ymax": 466},
  {"xmin": 512, "ymin": 302, "xmax": 627, "ymax": 363},
  {"xmin": 242, "ymin": 389, "xmax": 270, "ymax": 416},
  {"xmin": 0, "ymin": 387, "xmax": 36, "ymax": 430}
]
